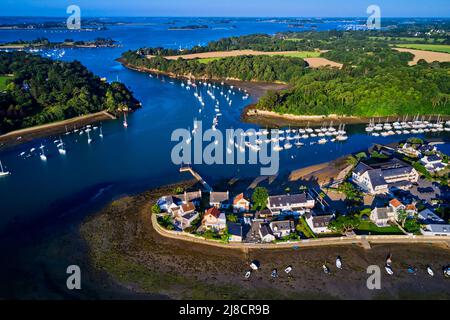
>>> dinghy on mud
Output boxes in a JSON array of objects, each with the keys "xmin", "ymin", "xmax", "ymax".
[{"xmin": 336, "ymin": 257, "xmax": 343, "ymax": 270}]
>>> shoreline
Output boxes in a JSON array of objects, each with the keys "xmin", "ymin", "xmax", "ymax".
[
  {"xmin": 0, "ymin": 111, "xmax": 116, "ymax": 149},
  {"xmin": 242, "ymin": 105, "xmax": 450, "ymax": 127},
  {"xmin": 118, "ymin": 58, "xmax": 290, "ymax": 99}
]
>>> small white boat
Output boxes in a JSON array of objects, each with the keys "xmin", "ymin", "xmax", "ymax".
[
  {"xmin": 285, "ymin": 266, "xmax": 293, "ymax": 274},
  {"xmin": 318, "ymin": 138, "xmax": 328, "ymax": 145},
  {"xmin": 336, "ymin": 257, "xmax": 343, "ymax": 270},
  {"xmin": 427, "ymin": 266, "xmax": 434, "ymax": 277},
  {"xmin": 0, "ymin": 160, "xmax": 11, "ymax": 177},
  {"xmin": 385, "ymin": 265, "xmax": 394, "ymax": 276},
  {"xmin": 250, "ymin": 262, "xmax": 259, "ymax": 271},
  {"xmin": 245, "ymin": 271, "xmax": 251, "ymax": 279}
]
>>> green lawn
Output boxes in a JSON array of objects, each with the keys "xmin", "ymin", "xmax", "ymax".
[
  {"xmin": 0, "ymin": 75, "xmax": 12, "ymax": 91},
  {"xmin": 370, "ymin": 36, "xmax": 445, "ymax": 43},
  {"xmin": 356, "ymin": 221, "xmax": 403, "ymax": 235},
  {"xmin": 197, "ymin": 51, "xmax": 320, "ymax": 64},
  {"xmin": 396, "ymin": 44, "xmax": 450, "ymax": 54}
]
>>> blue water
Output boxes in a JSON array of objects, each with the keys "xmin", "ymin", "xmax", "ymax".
[{"xmin": 0, "ymin": 17, "xmax": 449, "ymax": 298}]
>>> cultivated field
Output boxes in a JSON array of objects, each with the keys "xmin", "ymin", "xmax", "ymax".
[
  {"xmin": 152, "ymin": 50, "xmax": 342, "ymax": 68},
  {"xmin": 397, "ymin": 44, "xmax": 450, "ymax": 54},
  {"xmin": 395, "ymin": 47, "xmax": 450, "ymax": 65}
]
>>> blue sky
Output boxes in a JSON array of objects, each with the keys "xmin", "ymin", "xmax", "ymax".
[{"xmin": 0, "ymin": 0, "xmax": 449, "ymax": 17}]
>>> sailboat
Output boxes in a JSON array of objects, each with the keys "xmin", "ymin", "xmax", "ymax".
[
  {"xmin": 40, "ymin": 145, "xmax": 47, "ymax": 161},
  {"xmin": 58, "ymin": 138, "xmax": 67, "ymax": 155},
  {"xmin": 99, "ymin": 127, "xmax": 104, "ymax": 139},
  {"xmin": 123, "ymin": 112, "xmax": 129, "ymax": 128},
  {"xmin": 87, "ymin": 130, "xmax": 92, "ymax": 144},
  {"xmin": 0, "ymin": 160, "xmax": 11, "ymax": 177}
]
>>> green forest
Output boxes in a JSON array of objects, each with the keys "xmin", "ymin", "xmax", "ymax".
[
  {"xmin": 0, "ymin": 52, "xmax": 140, "ymax": 134},
  {"xmin": 122, "ymin": 52, "xmax": 308, "ymax": 83},
  {"xmin": 123, "ymin": 30, "xmax": 450, "ymax": 117}
]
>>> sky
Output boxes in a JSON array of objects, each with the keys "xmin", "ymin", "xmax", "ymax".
[{"xmin": 0, "ymin": 0, "xmax": 449, "ymax": 17}]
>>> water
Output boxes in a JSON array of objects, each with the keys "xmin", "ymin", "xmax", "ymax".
[{"xmin": 0, "ymin": 17, "xmax": 449, "ymax": 298}]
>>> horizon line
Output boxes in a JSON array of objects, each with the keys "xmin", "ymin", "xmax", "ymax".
[{"xmin": 1, "ymin": 15, "xmax": 450, "ymax": 19}]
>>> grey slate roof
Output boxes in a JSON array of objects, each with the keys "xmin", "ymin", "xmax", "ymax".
[
  {"xmin": 271, "ymin": 220, "xmax": 295, "ymax": 232},
  {"xmin": 210, "ymin": 192, "xmax": 229, "ymax": 204},
  {"xmin": 227, "ymin": 222, "xmax": 243, "ymax": 237},
  {"xmin": 269, "ymin": 193, "xmax": 312, "ymax": 207},
  {"xmin": 260, "ymin": 223, "xmax": 274, "ymax": 238},
  {"xmin": 367, "ymin": 169, "xmax": 387, "ymax": 188}
]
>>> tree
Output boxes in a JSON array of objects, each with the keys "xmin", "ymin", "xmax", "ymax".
[
  {"xmin": 338, "ymin": 182, "xmax": 363, "ymax": 205},
  {"xmin": 151, "ymin": 203, "xmax": 162, "ymax": 214},
  {"xmin": 252, "ymin": 187, "xmax": 269, "ymax": 211},
  {"xmin": 397, "ymin": 210, "xmax": 409, "ymax": 228},
  {"xmin": 227, "ymin": 214, "xmax": 238, "ymax": 223},
  {"xmin": 329, "ymin": 215, "xmax": 361, "ymax": 235}
]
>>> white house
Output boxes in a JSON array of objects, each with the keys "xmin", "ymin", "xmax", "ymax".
[
  {"xmin": 421, "ymin": 155, "xmax": 447, "ymax": 173},
  {"xmin": 202, "ymin": 207, "xmax": 227, "ymax": 231},
  {"xmin": 268, "ymin": 193, "xmax": 315, "ymax": 214},
  {"xmin": 421, "ymin": 224, "xmax": 450, "ymax": 237},
  {"xmin": 259, "ymin": 223, "xmax": 276, "ymax": 243},
  {"xmin": 370, "ymin": 207, "xmax": 396, "ymax": 227},
  {"xmin": 306, "ymin": 214, "xmax": 334, "ymax": 234},
  {"xmin": 227, "ymin": 222, "xmax": 244, "ymax": 242},
  {"xmin": 270, "ymin": 220, "xmax": 295, "ymax": 239},
  {"xmin": 233, "ymin": 193, "xmax": 251, "ymax": 213},
  {"xmin": 178, "ymin": 212, "xmax": 200, "ymax": 230},
  {"xmin": 210, "ymin": 191, "xmax": 231, "ymax": 209},
  {"xmin": 352, "ymin": 159, "xmax": 419, "ymax": 195}
]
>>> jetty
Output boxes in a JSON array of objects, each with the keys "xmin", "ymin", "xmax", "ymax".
[{"xmin": 180, "ymin": 165, "xmax": 213, "ymax": 192}]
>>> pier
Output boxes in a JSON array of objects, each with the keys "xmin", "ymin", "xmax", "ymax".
[{"xmin": 180, "ymin": 165, "xmax": 213, "ymax": 192}]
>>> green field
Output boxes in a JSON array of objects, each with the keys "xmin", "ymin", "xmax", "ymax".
[
  {"xmin": 197, "ymin": 51, "xmax": 320, "ymax": 64},
  {"xmin": 0, "ymin": 75, "xmax": 12, "ymax": 91},
  {"xmin": 370, "ymin": 36, "xmax": 445, "ymax": 43},
  {"xmin": 357, "ymin": 221, "xmax": 403, "ymax": 235},
  {"xmin": 396, "ymin": 44, "xmax": 450, "ymax": 54}
]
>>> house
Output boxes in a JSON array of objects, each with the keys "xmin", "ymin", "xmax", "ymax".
[
  {"xmin": 421, "ymin": 224, "xmax": 450, "ymax": 237},
  {"xmin": 259, "ymin": 223, "xmax": 276, "ymax": 243},
  {"xmin": 405, "ymin": 203, "xmax": 418, "ymax": 216},
  {"xmin": 233, "ymin": 193, "xmax": 251, "ymax": 213},
  {"xmin": 157, "ymin": 195, "xmax": 182, "ymax": 213},
  {"xmin": 421, "ymin": 154, "xmax": 447, "ymax": 173},
  {"xmin": 352, "ymin": 158, "xmax": 419, "ymax": 194},
  {"xmin": 306, "ymin": 214, "xmax": 334, "ymax": 234},
  {"xmin": 202, "ymin": 207, "xmax": 227, "ymax": 231},
  {"xmin": 209, "ymin": 191, "xmax": 230, "ymax": 209},
  {"xmin": 183, "ymin": 190, "xmax": 202, "ymax": 206},
  {"xmin": 398, "ymin": 143, "xmax": 421, "ymax": 158},
  {"xmin": 227, "ymin": 222, "xmax": 244, "ymax": 242},
  {"xmin": 370, "ymin": 207, "xmax": 396, "ymax": 226},
  {"xmin": 270, "ymin": 220, "xmax": 295, "ymax": 239},
  {"xmin": 180, "ymin": 202, "xmax": 196, "ymax": 216},
  {"xmin": 418, "ymin": 209, "xmax": 445, "ymax": 224},
  {"xmin": 418, "ymin": 144, "xmax": 437, "ymax": 155},
  {"xmin": 256, "ymin": 209, "xmax": 274, "ymax": 220},
  {"xmin": 178, "ymin": 212, "xmax": 200, "ymax": 230},
  {"xmin": 244, "ymin": 219, "xmax": 265, "ymax": 243},
  {"xmin": 268, "ymin": 193, "xmax": 315, "ymax": 215},
  {"xmin": 389, "ymin": 199, "xmax": 406, "ymax": 212}
]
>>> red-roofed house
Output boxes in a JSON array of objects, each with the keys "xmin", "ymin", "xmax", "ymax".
[
  {"xmin": 389, "ymin": 199, "xmax": 406, "ymax": 212},
  {"xmin": 233, "ymin": 193, "xmax": 251, "ymax": 213},
  {"xmin": 202, "ymin": 207, "xmax": 227, "ymax": 231}
]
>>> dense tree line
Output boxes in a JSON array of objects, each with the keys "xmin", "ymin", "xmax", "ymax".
[
  {"xmin": 0, "ymin": 52, "xmax": 140, "ymax": 133},
  {"xmin": 122, "ymin": 51, "xmax": 307, "ymax": 83}
]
